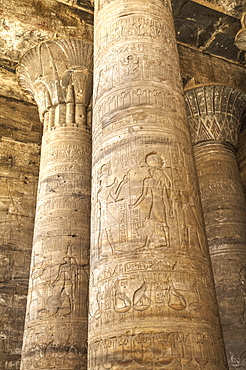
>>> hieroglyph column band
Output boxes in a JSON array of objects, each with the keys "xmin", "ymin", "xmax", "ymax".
[
  {"xmin": 17, "ymin": 38, "xmax": 93, "ymax": 370},
  {"xmin": 89, "ymin": 0, "xmax": 227, "ymax": 368},
  {"xmin": 185, "ymin": 84, "xmax": 246, "ymax": 369}
]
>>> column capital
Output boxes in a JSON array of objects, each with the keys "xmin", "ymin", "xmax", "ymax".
[
  {"xmin": 184, "ymin": 84, "xmax": 246, "ymax": 148},
  {"xmin": 235, "ymin": 12, "xmax": 246, "ymax": 51},
  {"xmin": 17, "ymin": 38, "xmax": 93, "ymax": 125}
]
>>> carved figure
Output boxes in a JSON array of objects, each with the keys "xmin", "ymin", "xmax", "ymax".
[
  {"xmin": 235, "ymin": 266, "xmax": 246, "ymax": 323},
  {"xmin": 112, "ymin": 278, "xmax": 151, "ymax": 314},
  {"xmin": 51, "ymin": 244, "xmax": 79, "ymax": 316},
  {"xmin": 131, "ymin": 153, "xmax": 172, "ymax": 249},
  {"xmin": 133, "ymin": 280, "xmax": 151, "ymax": 311},
  {"xmin": 167, "ymin": 282, "xmax": 187, "ymax": 311},
  {"xmin": 97, "ymin": 165, "xmax": 129, "ymax": 257},
  {"xmin": 113, "ymin": 279, "xmax": 131, "ymax": 313}
]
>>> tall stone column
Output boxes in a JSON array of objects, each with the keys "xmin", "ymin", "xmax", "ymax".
[
  {"xmin": 89, "ymin": 1, "xmax": 227, "ymax": 368},
  {"xmin": 235, "ymin": 12, "xmax": 246, "ymax": 199},
  {"xmin": 185, "ymin": 84, "xmax": 246, "ymax": 369},
  {"xmin": 17, "ymin": 38, "xmax": 93, "ymax": 369}
]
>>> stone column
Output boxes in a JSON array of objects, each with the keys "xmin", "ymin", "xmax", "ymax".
[
  {"xmin": 235, "ymin": 12, "xmax": 246, "ymax": 200},
  {"xmin": 89, "ymin": 1, "xmax": 227, "ymax": 368},
  {"xmin": 185, "ymin": 84, "xmax": 246, "ymax": 369},
  {"xmin": 17, "ymin": 38, "xmax": 93, "ymax": 369}
]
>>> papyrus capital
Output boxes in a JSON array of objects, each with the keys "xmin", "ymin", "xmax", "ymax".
[
  {"xmin": 17, "ymin": 39, "xmax": 93, "ymax": 125},
  {"xmin": 185, "ymin": 85, "xmax": 246, "ymax": 148}
]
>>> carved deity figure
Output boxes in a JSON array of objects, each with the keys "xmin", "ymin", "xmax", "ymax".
[
  {"xmin": 97, "ymin": 165, "xmax": 129, "ymax": 257},
  {"xmin": 131, "ymin": 152, "xmax": 172, "ymax": 249},
  {"xmin": 50, "ymin": 244, "xmax": 79, "ymax": 316},
  {"xmin": 235, "ymin": 265, "xmax": 246, "ymax": 324}
]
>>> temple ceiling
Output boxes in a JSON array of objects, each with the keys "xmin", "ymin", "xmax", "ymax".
[{"xmin": 0, "ymin": 0, "xmax": 245, "ymax": 102}]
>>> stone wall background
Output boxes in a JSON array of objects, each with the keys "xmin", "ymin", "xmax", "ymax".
[{"xmin": 0, "ymin": 96, "xmax": 41, "ymax": 369}]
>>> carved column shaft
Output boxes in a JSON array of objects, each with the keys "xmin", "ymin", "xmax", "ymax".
[
  {"xmin": 17, "ymin": 39, "xmax": 93, "ymax": 370},
  {"xmin": 235, "ymin": 12, "xmax": 246, "ymax": 201},
  {"xmin": 185, "ymin": 84, "xmax": 246, "ymax": 369},
  {"xmin": 89, "ymin": 1, "xmax": 227, "ymax": 368}
]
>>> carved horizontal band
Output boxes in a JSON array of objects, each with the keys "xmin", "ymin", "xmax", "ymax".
[
  {"xmin": 17, "ymin": 39, "xmax": 93, "ymax": 123},
  {"xmin": 184, "ymin": 85, "xmax": 246, "ymax": 148}
]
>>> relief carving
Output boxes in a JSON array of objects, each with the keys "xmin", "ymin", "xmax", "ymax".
[
  {"xmin": 89, "ymin": 0, "xmax": 227, "ymax": 367},
  {"xmin": 235, "ymin": 266, "xmax": 246, "ymax": 324},
  {"xmin": 89, "ymin": 331, "xmax": 226, "ymax": 368},
  {"xmin": 18, "ymin": 39, "xmax": 93, "ymax": 130},
  {"xmin": 18, "ymin": 38, "xmax": 92, "ymax": 370},
  {"xmin": 186, "ymin": 87, "xmax": 246, "ymax": 368},
  {"xmin": 130, "ymin": 152, "xmax": 172, "ymax": 249},
  {"xmin": 185, "ymin": 85, "xmax": 246, "ymax": 148},
  {"xmin": 48, "ymin": 242, "xmax": 79, "ymax": 317}
]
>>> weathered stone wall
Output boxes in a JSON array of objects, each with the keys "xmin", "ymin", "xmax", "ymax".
[{"xmin": 0, "ymin": 96, "xmax": 41, "ymax": 369}]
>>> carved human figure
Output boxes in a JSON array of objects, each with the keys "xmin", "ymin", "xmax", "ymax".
[
  {"xmin": 235, "ymin": 266, "xmax": 246, "ymax": 324},
  {"xmin": 121, "ymin": 55, "xmax": 140, "ymax": 80},
  {"xmin": 51, "ymin": 246, "xmax": 79, "ymax": 316},
  {"xmin": 97, "ymin": 165, "xmax": 129, "ymax": 256},
  {"xmin": 131, "ymin": 153, "xmax": 172, "ymax": 249},
  {"xmin": 175, "ymin": 185, "xmax": 205, "ymax": 254}
]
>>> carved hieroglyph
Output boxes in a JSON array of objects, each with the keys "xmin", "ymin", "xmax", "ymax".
[
  {"xmin": 17, "ymin": 39, "xmax": 93, "ymax": 369},
  {"xmin": 0, "ymin": 134, "xmax": 40, "ymax": 370},
  {"xmin": 235, "ymin": 12, "xmax": 246, "ymax": 52},
  {"xmin": 89, "ymin": 1, "xmax": 227, "ymax": 368},
  {"xmin": 185, "ymin": 84, "xmax": 246, "ymax": 370}
]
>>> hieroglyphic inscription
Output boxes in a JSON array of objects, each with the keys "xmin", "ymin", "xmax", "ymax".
[
  {"xmin": 89, "ymin": 331, "xmax": 226, "ymax": 369},
  {"xmin": 96, "ymin": 15, "xmax": 176, "ymax": 51},
  {"xmin": 95, "ymin": 50, "xmax": 182, "ymax": 98},
  {"xmin": 0, "ymin": 136, "xmax": 40, "ymax": 369},
  {"xmin": 91, "ymin": 137, "xmax": 206, "ymax": 260},
  {"xmin": 94, "ymin": 88, "xmax": 183, "ymax": 126},
  {"xmin": 186, "ymin": 85, "xmax": 246, "ymax": 369},
  {"xmin": 18, "ymin": 39, "xmax": 93, "ymax": 370},
  {"xmin": 89, "ymin": 0, "xmax": 227, "ymax": 367}
]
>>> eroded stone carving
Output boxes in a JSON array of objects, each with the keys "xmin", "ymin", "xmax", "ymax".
[
  {"xmin": 18, "ymin": 39, "xmax": 93, "ymax": 129},
  {"xmin": 185, "ymin": 84, "xmax": 246, "ymax": 370},
  {"xmin": 235, "ymin": 12, "xmax": 246, "ymax": 52},
  {"xmin": 89, "ymin": 1, "xmax": 227, "ymax": 368},
  {"xmin": 18, "ymin": 38, "xmax": 93, "ymax": 370},
  {"xmin": 185, "ymin": 85, "xmax": 246, "ymax": 148}
]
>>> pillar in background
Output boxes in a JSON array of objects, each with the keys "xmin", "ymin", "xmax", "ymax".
[
  {"xmin": 0, "ymin": 98, "xmax": 41, "ymax": 370},
  {"xmin": 235, "ymin": 12, "xmax": 246, "ymax": 200},
  {"xmin": 185, "ymin": 84, "xmax": 246, "ymax": 369},
  {"xmin": 17, "ymin": 38, "xmax": 93, "ymax": 369},
  {"xmin": 89, "ymin": 0, "xmax": 227, "ymax": 368}
]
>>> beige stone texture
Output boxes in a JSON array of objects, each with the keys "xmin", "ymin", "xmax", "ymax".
[
  {"xmin": 17, "ymin": 38, "xmax": 93, "ymax": 369},
  {"xmin": 89, "ymin": 0, "xmax": 227, "ymax": 368},
  {"xmin": 235, "ymin": 12, "xmax": 246, "ymax": 51},
  {"xmin": 0, "ymin": 96, "xmax": 41, "ymax": 369},
  {"xmin": 185, "ymin": 84, "xmax": 246, "ymax": 370},
  {"xmin": 237, "ymin": 129, "xmax": 246, "ymax": 197}
]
